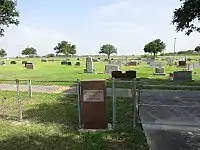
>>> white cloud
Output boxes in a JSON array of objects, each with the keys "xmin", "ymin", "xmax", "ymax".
[{"xmin": 0, "ymin": 25, "xmax": 65, "ymax": 56}]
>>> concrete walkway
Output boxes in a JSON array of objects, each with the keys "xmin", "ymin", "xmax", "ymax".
[{"xmin": 0, "ymin": 84, "xmax": 133, "ymax": 98}]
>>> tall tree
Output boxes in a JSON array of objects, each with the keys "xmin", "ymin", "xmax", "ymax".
[
  {"xmin": 143, "ymin": 39, "xmax": 166, "ymax": 57},
  {"xmin": 0, "ymin": 48, "xmax": 7, "ymax": 57},
  {"xmin": 54, "ymin": 41, "xmax": 76, "ymax": 60},
  {"xmin": 0, "ymin": 0, "xmax": 19, "ymax": 36},
  {"xmin": 172, "ymin": 0, "xmax": 200, "ymax": 35},
  {"xmin": 99, "ymin": 44, "xmax": 117, "ymax": 61},
  {"xmin": 195, "ymin": 45, "xmax": 200, "ymax": 53},
  {"xmin": 21, "ymin": 47, "xmax": 37, "ymax": 57}
]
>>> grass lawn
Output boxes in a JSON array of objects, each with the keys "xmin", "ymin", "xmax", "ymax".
[
  {"xmin": 0, "ymin": 91, "xmax": 148, "ymax": 150},
  {"xmin": 1, "ymin": 57, "xmax": 200, "ymax": 82}
]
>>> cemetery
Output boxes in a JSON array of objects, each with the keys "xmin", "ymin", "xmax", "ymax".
[{"xmin": 1, "ymin": 0, "xmax": 200, "ymax": 149}]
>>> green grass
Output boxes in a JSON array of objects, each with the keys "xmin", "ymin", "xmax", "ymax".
[
  {"xmin": 0, "ymin": 91, "xmax": 148, "ymax": 150},
  {"xmin": 1, "ymin": 58, "xmax": 200, "ymax": 85}
]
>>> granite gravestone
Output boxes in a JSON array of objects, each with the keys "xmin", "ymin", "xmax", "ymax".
[
  {"xmin": 173, "ymin": 71, "xmax": 192, "ymax": 81},
  {"xmin": 75, "ymin": 62, "xmax": 81, "ymax": 66},
  {"xmin": 127, "ymin": 61, "xmax": 137, "ymax": 66},
  {"xmin": 154, "ymin": 67, "xmax": 165, "ymax": 75},
  {"xmin": 105, "ymin": 64, "xmax": 119, "ymax": 74},
  {"xmin": 178, "ymin": 61, "xmax": 186, "ymax": 68},
  {"xmin": 80, "ymin": 79, "xmax": 107, "ymax": 129},
  {"xmin": 25, "ymin": 63, "xmax": 34, "ymax": 69},
  {"xmin": 84, "ymin": 56, "xmax": 95, "ymax": 73}
]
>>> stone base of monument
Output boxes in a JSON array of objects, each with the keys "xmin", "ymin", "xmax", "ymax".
[
  {"xmin": 153, "ymin": 72, "xmax": 166, "ymax": 75},
  {"xmin": 79, "ymin": 123, "xmax": 113, "ymax": 132}
]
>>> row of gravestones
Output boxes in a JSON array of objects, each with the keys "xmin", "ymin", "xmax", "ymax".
[{"xmin": 61, "ymin": 61, "xmax": 80, "ymax": 66}]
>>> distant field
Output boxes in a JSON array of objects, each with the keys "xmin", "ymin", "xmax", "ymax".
[{"xmin": 0, "ymin": 56, "xmax": 200, "ymax": 83}]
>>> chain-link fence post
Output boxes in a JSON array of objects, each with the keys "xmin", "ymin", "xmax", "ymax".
[
  {"xmin": 131, "ymin": 79, "xmax": 137, "ymax": 127},
  {"xmin": 112, "ymin": 78, "xmax": 116, "ymax": 128},
  {"xmin": 16, "ymin": 79, "xmax": 22, "ymax": 121},
  {"xmin": 77, "ymin": 79, "xmax": 82, "ymax": 128},
  {"xmin": 28, "ymin": 79, "xmax": 32, "ymax": 98},
  {"xmin": 2, "ymin": 97, "xmax": 6, "ymax": 118}
]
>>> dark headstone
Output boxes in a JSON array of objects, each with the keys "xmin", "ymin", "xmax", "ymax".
[
  {"xmin": 10, "ymin": 61, "xmax": 17, "ymax": 64},
  {"xmin": 126, "ymin": 71, "xmax": 136, "ymax": 78},
  {"xmin": 178, "ymin": 61, "xmax": 186, "ymax": 67},
  {"xmin": 187, "ymin": 58, "xmax": 192, "ymax": 61},
  {"xmin": 104, "ymin": 59, "xmax": 108, "ymax": 62},
  {"xmin": 77, "ymin": 58, "xmax": 80, "ymax": 61},
  {"xmin": 22, "ymin": 61, "xmax": 27, "ymax": 64},
  {"xmin": 173, "ymin": 71, "xmax": 192, "ymax": 81},
  {"xmin": 25, "ymin": 63, "xmax": 33, "ymax": 69},
  {"xmin": 127, "ymin": 61, "xmax": 137, "ymax": 66},
  {"xmin": 67, "ymin": 62, "xmax": 72, "ymax": 66},
  {"xmin": 41, "ymin": 59, "xmax": 47, "ymax": 62},
  {"xmin": 75, "ymin": 62, "xmax": 80, "ymax": 66},
  {"xmin": 61, "ymin": 61, "xmax": 68, "ymax": 65},
  {"xmin": 112, "ymin": 71, "xmax": 123, "ymax": 79},
  {"xmin": 80, "ymin": 80, "xmax": 107, "ymax": 129}
]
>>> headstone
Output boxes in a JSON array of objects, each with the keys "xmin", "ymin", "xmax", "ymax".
[
  {"xmin": 85, "ymin": 56, "xmax": 95, "ymax": 73},
  {"xmin": 187, "ymin": 58, "xmax": 192, "ymax": 61},
  {"xmin": 61, "ymin": 61, "xmax": 68, "ymax": 65},
  {"xmin": 25, "ymin": 63, "xmax": 34, "ymax": 69},
  {"xmin": 125, "ymin": 71, "xmax": 136, "ymax": 78},
  {"xmin": 22, "ymin": 61, "xmax": 27, "ymax": 64},
  {"xmin": 187, "ymin": 64, "xmax": 194, "ymax": 71},
  {"xmin": 77, "ymin": 58, "xmax": 80, "ymax": 61},
  {"xmin": 75, "ymin": 62, "xmax": 80, "ymax": 66},
  {"xmin": 112, "ymin": 71, "xmax": 123, "ymax": 79},
  {"xmin": 105, "ymin": 64, "xmax": 119, "ymax": 74},
  {"xmin": 67, "ymin": 62, "xmax": 72, "ymax": 66},
  {"xmin": 41, "ymin": 59, "xmax": 47, "ymax": 62},
  {"xmin": 80, "ymin": 79, "xmax": 107, "ymax": 129},
  {"xmin": 154, "ymin": 67, "xmax": 165, "ymax": 75},
  {"xmin": 173, "ymin": 71, "xmax": 192, "ymax": 81},
  {"xmin": 10, "ymin": 61, "xmax": 17, "ymax": 64},
  {"xmin": 149, "ymin": 62, "xmax": 163, "ymax": 68},
  {"xmin": 178, "ymin": 61, "xmax": 186, "ymax": 68},
  {"xmin": 127, "ymin": 61, "xmax": 137, "ymax": 66}
]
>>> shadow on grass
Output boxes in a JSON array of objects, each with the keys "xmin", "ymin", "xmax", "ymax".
[
  {"xmin": 23, "ymin": 94, "xmax": 78, "ymax": 130},
  {"xmin": 20, "ymin": 94, "xmax": 148, "ymax": 150}
]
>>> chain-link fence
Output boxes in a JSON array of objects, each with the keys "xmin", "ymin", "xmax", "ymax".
[{"xmin": 0, "ymin": 79, "xmax": 78, "ymax": 128}]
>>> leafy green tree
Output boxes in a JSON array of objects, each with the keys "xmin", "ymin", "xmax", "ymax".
[
  {"xmin": 21, "ymin": 47, "xmax": 37, "ymax": 57},
  {"xmin": 0, "ymin": 48, "xmax": 7, "ymax": 57},
  {"xmin": 46, "ymin": 53, "xmax": 55, "ymax": 58},
  {"xmin": 99, "ymin": 44, "xmax": 117, "ymax": 61},
  {"xmin": 0, "ymin": 0, "xmax": 19, "ymax": 36},
  {"xmin": 172, "ymin": 0, "xmax": 200, "ymax": 35},
  {"xmin": 143, "ymin": 39, "xmax": 166, "ymax": 57},
  {"xmin": 195, "ymin": 46, "xmax": 200, "ymax": 53},
  {"xmin": 54, "ymin": 41, "xmax": 76, "ymax": 60}
]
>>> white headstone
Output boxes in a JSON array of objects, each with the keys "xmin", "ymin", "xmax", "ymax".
[
  {"xmin": 85, "ymin": 56, "xmax": 95, "ymax": 73},
  {"xmin": 105, "ymin": 64, "xmax": 119, "ymax": 74}
]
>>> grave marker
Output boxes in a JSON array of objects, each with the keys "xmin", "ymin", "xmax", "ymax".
[
  {"xmin": 105, "ymin": 64, "xmax": 119, "ymax": 74},
  {"xmin": 173, "ymin": 71, "xmax": 192, "ymax": 81},
  {"xmin": 84, "ymin": 56, "xmax": 95, "ymax": 73},
  {"xmin": 80, "ymin": 79, "xmax": 107, "ymax": 129},
  {"xmin": 25, "ymin": 63, "xmax": 34, "ymax": 69}
]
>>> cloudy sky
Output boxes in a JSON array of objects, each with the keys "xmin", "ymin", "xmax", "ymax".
[{"xmin": 0, "ymin": 0, "xmax": 200, "ymax": 57}]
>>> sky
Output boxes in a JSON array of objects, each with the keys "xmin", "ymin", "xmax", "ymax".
[{"xmin": 0, "ymin": 0, "xmax": 200, "ymax": 57}]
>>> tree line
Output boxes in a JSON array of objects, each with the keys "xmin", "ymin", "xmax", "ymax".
[{"xmin": 0, "ymin": 0, "xmax": 200, "ymax": 59}]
